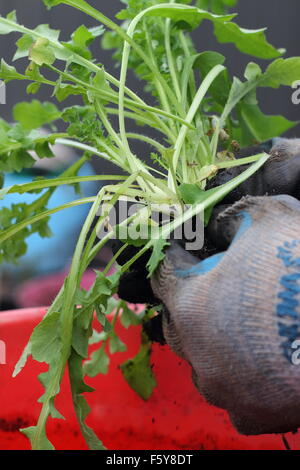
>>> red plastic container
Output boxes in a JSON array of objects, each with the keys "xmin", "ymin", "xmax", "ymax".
[{"xmin": 1, "ymin": 307, "xmax": 299, "ymax": 450}]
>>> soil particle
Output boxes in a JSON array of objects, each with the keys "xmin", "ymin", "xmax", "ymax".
[{"xmin": 0, "ymin": 417, "xmax": 29, "ymax": 432}]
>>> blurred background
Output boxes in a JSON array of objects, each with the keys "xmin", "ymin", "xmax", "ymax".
[{"xmin": 0, "ymin": 0, "xmax": 299, "ymax": 310}]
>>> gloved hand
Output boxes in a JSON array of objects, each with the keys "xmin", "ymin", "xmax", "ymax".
[
  {"xmin": 207, "ymin": 138, "xmax": 300, "ymax": 203},
  {"xmin": 115, "ymin": 138, "xmax": 300, "ymax": 304},
  {"xmin": 151, "ymin": 194, "xmax": 300, "ymax": 435}
]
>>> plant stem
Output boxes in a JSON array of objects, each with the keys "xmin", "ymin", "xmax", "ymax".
[
  {"xmin": 164, "ymin": 2, "xmax": 181, "ymax": 102},
  {"xmin": 168, "ymin": 64, "xmax": 225, "ymax": 189},
  {"xmin": 126, "ymin": 133, "xmax": 166, "ymax": 152}
]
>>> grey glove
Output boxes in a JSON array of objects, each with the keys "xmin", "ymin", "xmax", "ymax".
[
  {"xmin": 151, "ymin": 195, "xmax": 300, "ymax": 435},
  {"xmin": 207, "ymin": 138, "xmax": 300, "ymax": 203}
]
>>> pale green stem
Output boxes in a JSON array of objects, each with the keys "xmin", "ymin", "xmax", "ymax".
[{"xmin": 168, "ymin": 64, "xmax": 225, "ymax": 189}]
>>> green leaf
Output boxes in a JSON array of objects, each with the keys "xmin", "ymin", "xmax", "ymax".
[
  {"xmin": 13, "ymin": 100, "xmax": 61, "ymax": 130},
  {"xmin": 220, "ymin": 73, "xmax": 261, "ymax": 125},
  {"xmin": 72, "ymin": 306, "xmax": 94, "ymax": 358},
  {"xmin": 109, "ymin": 333, "xmax": 127, "ymax": 354},
  {"xmin": 179, "ymin": 183, "xmax": 206, "ymax": 205},
  {"xmin": 34, "ymin": 24, "xmax": 60, "ymax": 42},
  {"xmin": 13, "ymin": 343, "xmax": 32, "ymax": 377},
  {"xmin": 27, "ymin": 82, "xmax": 41, "ymax": 95},
  {"xmin": 29, "ymin": 38, "xmax": 56, "ymax": 66},
  {"xmin": 196, "ymin": 0, "xmax": 237, "ymax": 14},
  {"xmin": 89, "ymin": 329, "xmax": 108, "ymax": 345},
  {"xmin": 38, "ymin": 369, "xmax": 65, "ymax": 419},
  {"xmin": 0, "ymin": 11, "xmax": 18, "ymax": 34},
  {"xmin": 0, "ymin": 59, "xmax": 25, "ymax": 82},
  {"xmin": 63, "ymin": 24, "xmax": 105, "ymax": 60},
  {"xmin": 13, "ymin": 24, "xmax": 60, "ymax": 62},
  {"xmin": 83, "ymin": 270, "xmax": 116, "ymax": 308},
  {"xmin": 238, "ymin": 102, "xmax": 297, "ymax": 144},
  {"xmin": 68, "ymin": 350, "xmax": 106, "ymax": 450},
  {"xmin": 9, "ymin": 150, "xmax": 35, "ymax": 172},
  {"xmin": 119, "ymin": 5, "xmax": 235, "ymax": 30},
  {"xmin": 134, "ymin": 5, "xmax": 281, "ymax": 60},
  {"xmin": 61, "ymin": 105, "xmax": 102, "ymax": 145},
  {"xmin": 54, "ymin": 83, "xmax": 83, "ymax": 102},
  {"xmin": 14, "ymin": 34, "xmax": 34, "ymax": 61},
  {"xmin": 121, "ymin": 333, "xmax": 156, "ymax": 401},
  {"xmin": 213, "ymin": 22, "xmax": 282, "ymax": 59},
  {"xmin": 34, "ymin": 140, "xmax": 55, "ymax": 159},
  {"xmin": 83, "ymin": 344, "xmax": 109, "ymax": 377},
  {"xmin": 120, "ymin": 302, "xmax": 144, "ymax": 329},
  {"xmin": 95, "ymin": 305, "xmax": 112, "ymax": 333},
  {"xmin": 30, "ymin": 311, "xmax": 61, "ymax": 363},
  {"xmin": 20, "ymin": 426, "xmax": 54, "ymax": 450},
  {"xmin": 261, "ymin": 57, "xmax": 300, "ymax": 88},
  {"xmin": 146, "ymin": 237, "xmax": 170, "ymax": 277}
]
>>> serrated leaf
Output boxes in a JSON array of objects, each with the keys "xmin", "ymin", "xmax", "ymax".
[
  {"xmin": 69, "ymin": 350, "xmax": 105, "ymax": 450},
  {"xmin": 30, "ymin": 310, "xmax": 61, "ymax": 363},
  {"xmin": 147, "ymin": 237, "xmax": 170, "ymax": 277},
  {"xmin": 13, "ymin": 34, "xmax": 34, "ymax": 61},
  {"xmin": 179, "ymin": 183, "xmax": 206, "ymax": 205},
  {"xmin": 83, "ymin": 344, "xmax": 109, "ymax": 377},
  {"xmin": 54, "ymin": 83, "xmax": 83, "ymax": 102},
  {"xmin": 61, "ymin": 105, "xmax": 102, "ymax": 145},
  {"xmin": 261, "ymin": 57, "xmax": 300, "ymax": 88},
  {"xmin": 26, "ymin": 62, "xmax": 47, "ymax": 82},
  {"xmin": 220, "ymin": 73, "xmax": 262, "ymax": 125},
  {"xmin": 34, "ymin": 140, "xmax": 55, "ymax": 159},
  {"xmin": 38, "ymin": 370, "xmax": 65, "ymax": 419},
  {"xmin": 20, "ymin": 426, "xmax": 54, "ymax": 450},
  {"xmin": 196, "ymin": 0, "xmax": 237, "ymax": 15},
  {"xmin": 121, "ymin": 333, "xmax": 156, "ymax": 401},
  {"xmin": 27, "ymin": 82, "xmax": 41, "ymax": 95},
  {"xmin": 0, "ymin": 11, "xmax": 18, "ymax": 34},
  {"xmin": 69, "ymin": 350, "xmax": 95, "ymax": 394},
  {"xmin": 95, "ymin": 305, "xmax": 112, "ymax": 333},
  {"xmin": 13, "ymin": 343, "xmax": 32, "ymax": 377},
  {"xmin": 89, "ymin": 329, "xmax": 108, "ymax": 345},
  {"xmin": 238, "ymin": 102, "xmax": 297, "ymax": 144},
  {"xmin": 120, "ymin": 5, "xmax": 235, "ymax": 30},
  {"xmin": 72, "ymin": 305, "xmax": 94, "ymax": 358},
  {"xmin": 30, "ymin": 38, "xmax": 56, "ymax": 66},
  {"xmin": 109, "ymin": 334, "xmax": 127, "ymax": 354},
  {"xmin": 34, "ymin": 24, "xmax": 60, "ymax": 42},
  {"xmin": 13, "ymin": 100, "xmax": 61, "ymax": 130},
  {"xmin": 120, "ymin": 302, "xmax": 143, "ymax": 329},
  {"xmin": 9, "ymin": 150, "xmax": 35, "ymax": 172},
  {"xmin": 62, "ymin": 24, "xmax": 105, "ymax": 60},
  {"xmin": 83, "ymin": 270, "xmax": 115, "ymax": 307},
  {"xmin": 213, "ymin": 22, "xmax": 282, "ymax": 59},
  {"xmin": 0, "ymin": 60, "xmax": 25, "ymax": 81}
]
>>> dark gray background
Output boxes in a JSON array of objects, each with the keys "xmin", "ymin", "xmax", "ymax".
[{"xmin": 0, "ymin": 0, "xmax": 300, "ymax": 172}]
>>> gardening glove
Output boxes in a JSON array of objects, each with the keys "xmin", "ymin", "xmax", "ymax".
[
  {"xmin": 151, "ymin": 194, "xmax": 300, "ymax": 436},
  {"xmin": 115, "ymin": 138, "xmax": 300, "ymax": 305},
  {"xmin": 208, "ymin": 138, "xmax": 300, "ymax": 203}
]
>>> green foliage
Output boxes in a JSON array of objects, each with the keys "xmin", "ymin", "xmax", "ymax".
[
  {"xmin": 147, "ymin": 237, "xmax": 170, "ymax": 277},
  {"xmin": 196, "ymin": 0, "xmax": 237, "ymax": 14},
  {"xmin": 0, "ymin": 201, "xmax": 51, "ymax": 264},
  {"xmin": 121, "ymin": 332, "xmax": 157, "ymax": 400},
  {"xmin": 62, "ymin": 106, "xmax": 103, "ymax": 145},
  {"xmin": 13, "ymin": 101, "xmax": 61, "ymax": 130}
]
